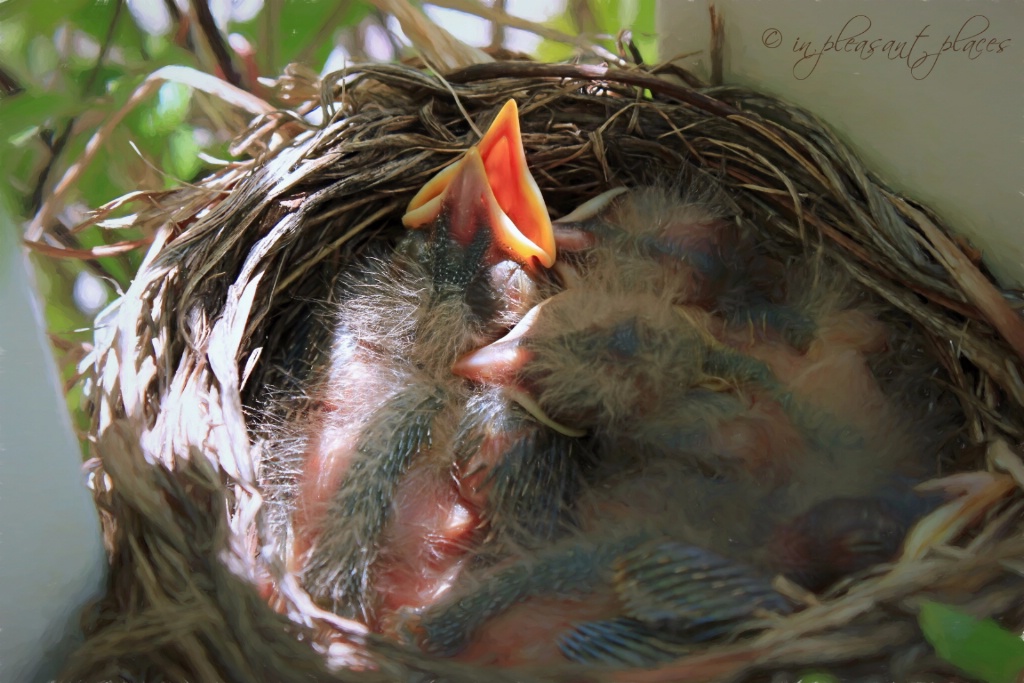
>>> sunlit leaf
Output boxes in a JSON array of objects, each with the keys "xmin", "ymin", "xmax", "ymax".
[
  {"xmin": 138, "ymin": 81, "xmax": 193, "ymax": 137},
  {"xmin": 534, "ymin": 11, "xmax": 581, "ymax": 63},
  {"xmin": 0, "ymin": 15, "xmax": 29, "ymax": 66},
  {"xmin": 919, "ymin": 600, "xmax": 1024, "ymax": 683},
  {"xmin": 587, "ymin": 0, "xmax": 619, "ymax": 35},
  {"xmin": 165, "ymin": 127, "xmax": 202, "ymax": 181},
  {"xmin": 27, "ymin": 33, "xmax": 60, "ymax": 75}
]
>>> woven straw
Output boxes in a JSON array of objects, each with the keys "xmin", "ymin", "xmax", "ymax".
[{"xmin": 60, "ymin": 58, "xmax": 1024, "ymax": 683}]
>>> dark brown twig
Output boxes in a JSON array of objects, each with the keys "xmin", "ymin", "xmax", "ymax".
[
  {"xmin": 191, "ymin": 0, "xmax": 242, "ymax": 87},
  {"xmin": 29, "ymin": 0, "xmax": 125, "ymax": 217},
  {"xmin": 709, "ymin": 3, "xmax": 724, "ymax": 86},
  {"xmin": 0, "ymin": 63, "xmax": 23, "ymax": 97}
]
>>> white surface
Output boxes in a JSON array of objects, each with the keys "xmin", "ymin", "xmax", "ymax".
[
  {"xmin": 659, "ymin": 0, "xmax": 1024, "ymax": 286},
  {"xmin": 0, "ymin": 227, "xmax": 107, "ymax": 682}
]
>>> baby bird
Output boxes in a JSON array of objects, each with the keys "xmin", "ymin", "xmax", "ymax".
[
  {"xmin": 408, "ymin": 185, "xmax": 951, "ymax": 666},
  {"xmin": 405, "ymin": 460, "xmax": 940, "ymax": 668},
  {"xmin": 289, "ymin": 100, "xmax": 558, "ymax": 622},
  {"xmin": 456, "ymin": 186, "xmax": 938, "ymax": 489},
  {"xmin": 453, "ymin": 284, "xmax": 811, "ymax": 482},
  {"xmin": 273, "ymin": 134, "xmax": 954, "ymax": 672},
  {"xmin": 406, "ymin": 454, "xmax": 792, "ymax": 667}
]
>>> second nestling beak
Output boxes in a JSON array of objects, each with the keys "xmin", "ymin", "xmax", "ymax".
[
  {"xmin": 451, "ymin": 290, "xmax": 712, "ymax": 439},
  {"xmin": 402, "ymin": 99, "xmax": 556, "ymax": 271},
  {"xmin": 450, "ymin": 298, "xmax": 587, "ymax": 436}
]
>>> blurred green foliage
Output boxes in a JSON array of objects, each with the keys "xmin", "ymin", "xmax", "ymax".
[
  {"xmin": 0, "ymin": 2, "xmax": 1013, "ymax": 680},
  {"xmin": 919, "ymin": 601, "xmax": 1024, "ymax": 683},
  {"xmin": 0, "ymin": 0, "xmax": 658, "ymax": 444},
  {"xmin": 537, "ymin": 0, "xmax": 657, "ymax": 63}
]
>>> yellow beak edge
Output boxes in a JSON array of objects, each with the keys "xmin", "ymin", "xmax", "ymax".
[{"xmin": 402, "ymin": 100, "xmax": 556, "ymax": 269}]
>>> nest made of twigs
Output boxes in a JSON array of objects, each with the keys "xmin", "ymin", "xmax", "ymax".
[{"xmin": 62, "ymin": 59, "xmax": 1024, "ymax": 683}]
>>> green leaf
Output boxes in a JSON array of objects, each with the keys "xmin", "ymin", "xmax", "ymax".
[
  {"xmin": 796, "ymin": 673, "xmax": 839, "ymax": 683},
  {"xmin": 142, "ymin": 34, "xmax": 199, "ymax": 66},
  {"xmin": 137, "ymin": 81, "xmax": 192, "ymax": 137},
  {"xmin": 71, "ymin": 0, "xmax": 123, "ymax": 42},
  {"xmin": 0, "ymin": 15, "xmax": 29, "ymax": 65},
  {"xmin": 0, "ymin": 0, "xmax": 94, "ymax": 38},
  {"xmin": 589, "ymin": 0, "xmax": 658, "ymax": 63},
  {"xmin": 165, "ymin": 127, "xmax": 201, "ymax": 181},
  {"xmin": 628, "ymin": 0, "xmax": 658, "ymax": 63},
  {"xmin": 919, "ymin": 600, "xmax": 1024, "ymax": 683},
  {"xmin": 534, "ymin": 12, "xmax": 585, "ymax": 63},
  {"xmin": 233, "ymin": 0, "xmax": 371, "ymax": 72},
  {"xmin": 0, "ymin": 91, "xmax": 78, "ymax": 144}
]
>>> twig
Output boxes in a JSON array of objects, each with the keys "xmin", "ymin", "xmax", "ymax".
[
  {"xmin": 709, "ymin": 3, "xmax": 724, "ymax": 86},
  {"xmin": 446, "ymin": 61, "xmax": 744, "ymax": 120},
  {"xmin": 29, "ymin": 0, "xmax": 125, "ymax": 215},
  {"xmin": 490, "ymin": 0, "xmax": 506, "ymax": 51},
  {"xmin": 26, "ymin": 65, "xmax": 274, "ymax": 243},
  {"xmin": 425, "ymin": 0, "xmax": 628, "ymax": 66},
  {"xmin": 191, "ymin": 0, "xmax": 242, "ymax": 87},
  {"xmin": 891, "ymin": 194, "xmax": 1024, "ymax": 363}
]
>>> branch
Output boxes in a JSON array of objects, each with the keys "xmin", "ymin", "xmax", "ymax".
[
  {"xmin": 191, "ymin": 0, "xmax": 242, "ymax": 87},
  {"xmin": 0, "ymin": 64, "xmax": 23, "ymax": 97},
  {"xmin": 30, "ymin": 0, "xmax": 125, "ymax": 215}
]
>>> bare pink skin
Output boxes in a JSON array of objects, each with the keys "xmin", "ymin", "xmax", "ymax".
[
  {"xmin": 289, "ymin": 376, "xmax": 485, "ymax": 628},
  {"xmin": 454, "ymin": 419, "xmax": 535, "ymax": 510},
  {"xmin": 271, "ymin": 179, "xmax": 942, "ymax": 673},
  {"xmin": 454, "ymin": 594, "xmax": 620, "ymax": 667},
  {"xmin": 289, "ymin": 354, "xmax": 395, "ymax": 571},
  {"xmin": 725, "ymin": 310, "xmax": 894, "ymax": 436},
  {"xmin": 373, "ymin": 459, "xmax": 480, "ymax": 629},
  {"xmin": 704, "ymin": 392, "xmax": 809, "ymax": 483}
]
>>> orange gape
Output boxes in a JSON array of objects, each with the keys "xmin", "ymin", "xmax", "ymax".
[
  {"xmin": 275, "ymin": 103, "xmax": 950, "ymax": 670},
  {"xmin": 285, "ymin": 99, "xmax": 558, "ymax": 623},
  {"xmin": 403, "ymin": 99, "xmax": 555, "ymax": 269}
]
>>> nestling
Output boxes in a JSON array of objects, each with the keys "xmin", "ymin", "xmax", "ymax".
[
  {"xmin": 267, "ymin": 105, "xmax": 956, "ymax": 671},
  {"xmin": 285, "ymin": 100, "xmax": 559, "ymax": 622}
]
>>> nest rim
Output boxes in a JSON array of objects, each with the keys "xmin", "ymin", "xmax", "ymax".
[{"xmin": 64, "ymin": 58, "xmax": 1024, "ymax": 683}]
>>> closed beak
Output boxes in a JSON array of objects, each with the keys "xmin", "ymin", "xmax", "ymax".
[{"xmin": 451, "ymin": 299, "xmax": 542, "ymax": 383}]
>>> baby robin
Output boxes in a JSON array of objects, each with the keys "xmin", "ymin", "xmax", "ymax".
[
  {"xmin": 288, "ymin": 100, "xmax": 558, "ymax": 622},
  {"xmin": 273, "ymin": 116, "xmax": 955, "ymax": 670},
  {"xmin": 411, "ymin": 185, "xmax": 952, "ymax": 665}
]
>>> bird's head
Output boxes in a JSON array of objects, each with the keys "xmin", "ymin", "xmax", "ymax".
[
  {"xmin": 394, "ymin": 100, "xmax": 557, "ymax": 355},
  {"xmin": 767, "ymin": 493, "xmax": 939, "ymax": 591},
  {"xmin": 452, "ymin": 286, "xmax": 719, "ymax": 437},
  {"xmin": 550, "ymin": 185, "xmax": 747, "ymax": 307}
]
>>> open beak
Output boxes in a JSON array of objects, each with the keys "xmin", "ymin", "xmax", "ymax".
[{"xmin": 402, "ymin": 99, "xmax": 556, "ymax": 270}]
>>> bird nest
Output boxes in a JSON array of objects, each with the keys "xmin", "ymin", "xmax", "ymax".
[{"xmin": 62, "ymin": 59, "xmax": 1024, "ymax": 682}]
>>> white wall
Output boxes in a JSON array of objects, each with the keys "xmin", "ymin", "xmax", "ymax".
[
  {"xmin": 0, "ymin": 226, "xmax": 107, "ymax": 682},
  {"xmin": 0, "ymin": 3, "xmax": 1018, "ymax": 678},
  {"xmin": 659, "ymin": 0, "xmax": 1024, "ymax": 286}
]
